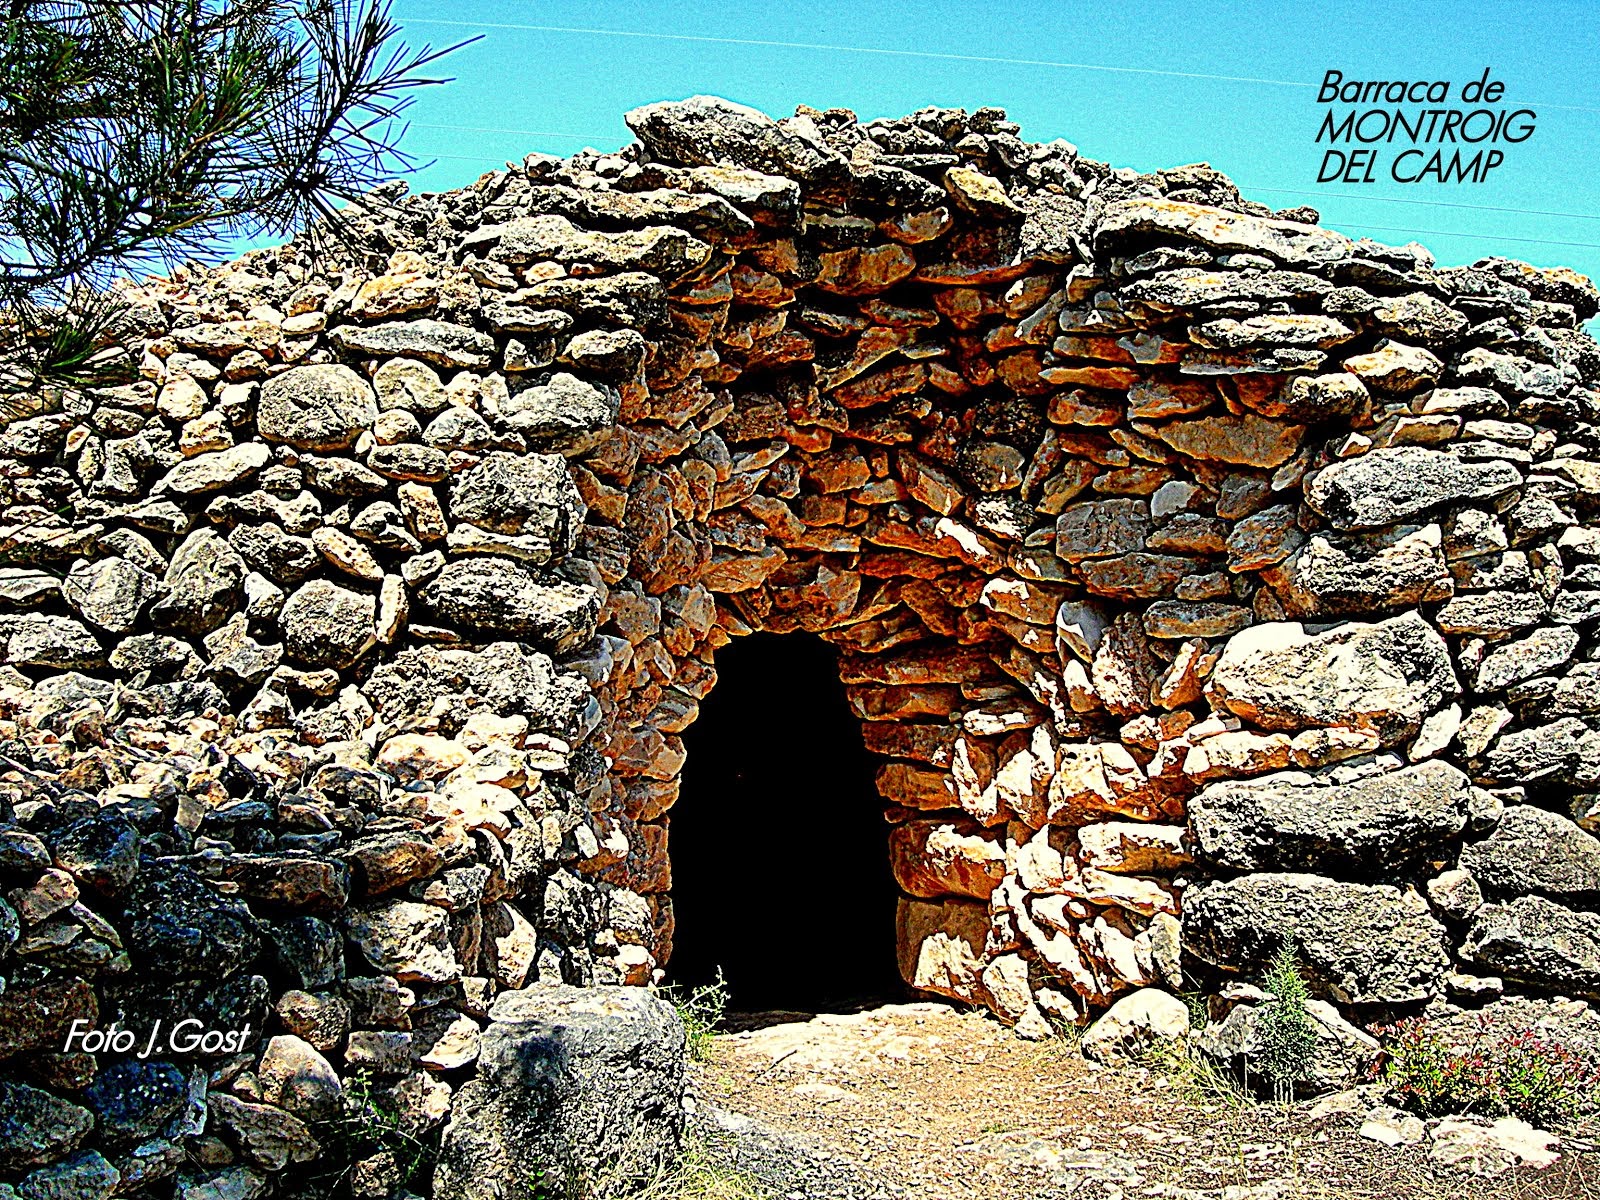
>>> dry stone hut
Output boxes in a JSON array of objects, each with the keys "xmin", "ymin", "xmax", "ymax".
[{"xmin": 3, "ymin": 95, "xmax": 1600, "ymax": 1196}]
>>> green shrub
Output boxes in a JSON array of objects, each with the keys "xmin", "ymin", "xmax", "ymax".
[
  {"xmin": 662, "ymin": 968, "xmax": 729, "ymax": 1062},
  {"xmin": 1376, "ymin": 1015, "xmax": 1600, "ymax": 1125},
  {"xmin": 1252, "ymin": 942, "xmax": 1320, "ymax": 1102}
]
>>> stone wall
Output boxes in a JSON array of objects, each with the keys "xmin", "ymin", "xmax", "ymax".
[{"xmin": 3, "ymin": 94, "xmax": 1600, "ymax": 1195}]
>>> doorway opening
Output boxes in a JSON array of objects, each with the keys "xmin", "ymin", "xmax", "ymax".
[{"xmin": 666, "ymin": 632, "xmax": 906, "ymax": 1015}]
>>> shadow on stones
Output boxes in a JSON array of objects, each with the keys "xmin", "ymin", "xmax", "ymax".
[{"xmin": 668, "ymin": 633, "xmax": 907, "ymax": 1016}]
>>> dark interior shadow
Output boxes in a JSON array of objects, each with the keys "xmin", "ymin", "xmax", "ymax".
[{"xmin": 666, "ymin": 632, "xmax": 907, "ymax": 1015}]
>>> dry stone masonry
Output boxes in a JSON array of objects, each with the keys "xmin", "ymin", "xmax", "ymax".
[{"xmin": 2, "ymin": 94, "xmax": 1600, "ymax": 1195}]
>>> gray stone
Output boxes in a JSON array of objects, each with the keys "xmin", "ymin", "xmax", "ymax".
[
  {"xmin": 497, "ymin": 372, "xmax": 621, "ymax": 448},
  {"xmin": 1196, "ymin": 996, "xmax": 1380, "ymax": 1096},
  {"xmin": 419, "ymin": 558, "xmax": 600, "ymax": 652},
  {"xmin": 1208, "ymin": 612, "xmax": 1457, "ymax": 745},
  {"xmin": 626, "ymin": 94, "xmax": 840, "ymax": 183},
  {"xmin": 228, "ymin": 522, "xmax": 319, "ymax": 586},
  {"xmin": 1473, "ymin": 625, "xmax": 1579, "ymax": 692},
  {"xmin": 1188, "ymin": 759, "xmax": 1472, "ymax": 875},
  {"xmin": 486, "ymin": 215, "xmax": 709, "ymax": 278},
  {"xmin": 280, "ymin": 580, "xmax": 377, "ymax": 668},
  {"xmin": 329, "ymin": 320, "xmax": 495, "ymax": 369},
  {"xmin": 1305, "ymin": 447, "xmax": 1521, "ymax": 530},
  {"xmin": 1269, "ymin": 525, "xmax": 1451, "ymax": 617},
  {"xmin": 0, "ymin": 1082, "xmax": 93, "ymax": 1171},
  {"xmin": 1434, "ymin": 589, "xmax": 1547, "ymax": 637},
  {"xmin": 125, "ymin": 862, "xmax": 261, "ymax": 980},
  {"xmin": 0, "ymin": 613, "xmax": 104, "ymax": 669},
  {"xmin": 149, "ymin": 528, "xmax": 246, "ymax": 637},
  {"xmin": 448, "ymin": 452, "xmax": 584, "ymax": 555},
  {"xmin": 257, "ymin": 364, "xmax": 377, "ymax": 450},
  {"xmin": 1055, "ymin": 498, "xmax": 1150, "ymax": 561},
  {"xmin": 1482, "ymin": 717, "xmax": 1600, "ymax": 785},
  {"xmin": 258, "ymin": 1035, "xmax": 343, "ymax": 1122},
  {"xmin": 1460, "ymin": 803, "xmax": 1600, "ymax": 902},
  {"xmin": 1182, "ymin": 872, "xmax": 1450, "ymax": 1005},
  {"xmin": 434, "ymin": 985, "xmax": 686, "ymax": 1200},
  {"xmin": 1426, "ymin": 868, "xmax": 1484, "ymax": 922},
  {"xmin": 1463, "ymin": 894, "xmax": 1600, "ymax": 1000},
  {"xmin": 62, "ymin": 556, "xmax": 164, "ymax": 634},
  {"xmin": 16, "ymin": 1151, "xmax": 119, "ymax": 1200},
  {"xmin": 157, "ymin": 442, "xmax": 271, "ymax": 494},
  {"xmin": 346, "ymin": 901, "xmax": 461, "ymax": 984}
]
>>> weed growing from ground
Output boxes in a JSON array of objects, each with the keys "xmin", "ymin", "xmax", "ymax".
[
  {"xmin": 1253, "ymin": 942, "xmax": 1320, "ymax": 1103},
  {"xmin": 663, "ymin": 968, "xmax": 730, "ymax": 1062}
]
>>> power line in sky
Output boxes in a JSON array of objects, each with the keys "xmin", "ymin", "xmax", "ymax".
[{"xmin": 398, "ymin": 16, "xmax": 1600, "ymax": 113}]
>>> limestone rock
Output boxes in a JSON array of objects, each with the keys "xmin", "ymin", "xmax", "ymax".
[
  {"xmin": 1305, "ymin": 447, "xmax": 1521, "ymax": 530},
  {"xmin": 257, "ymin": 365, "xmax": 378, "ymax": 450},
  {"xmin": 1459, "ymin": 804, "xmax": 1600, "ymax": 902},
  {"xmin": 329, "ymin": 320, "xmax": 495, "ymax": 369},
  {"xmin": 158, "ymin": 441, "xmax": 272, "ymax": 493},
  {"xmin": 1188, "ymin": 759, "xmax": 1473, "ymax": 874},
  {"xmin": 345, "ymin": 901, "xmax": 461, "ymax": 984},
  {"xmin": 1080, "ymin": 988, "xmax": 1190, "ymax": 1064},
  {"xmin": 1183, "ymin": 873, "xmax": 1450, "ymax": 1005},
  {"xmin": 149, "ymin": 528, "xmax": 246, "ymax": 637},
  {"xmin": 449, "ymin": 452, "xmax": 584, "ymax": 553},
  {"xmin": 0, "ymin": 1081, "xmax": 93, "ymax": 1171},
  {"xmin": 419, "ymin": 558, "xmax": 599, "ymax": 652},
  {"xmin": 1269, "ymin": 525, "xmax": 1452, "ymax": 617},
  {"xmin": 1197, "ymin": 995, "xmax": 1380, "ymax": 1095},
  {"xmin": 1207, "ymin": 613, "xmax": 1457, "ymax": 744},
  {"xmin": 626, "ymin": 94, "xmax": 839, "ymax": 183},
  {"xmin": 1462, "ymin": 894, "xmax": 1600, "ymax": 1000},
  {"xmin": 280, "ymin": 580, "xmax": 377, "ymax": 669},
  {"xmin": 258, "ymin": 1035, "xmax": 343, "ymax": 1121},
  {"xmin": 62, "ymin": 556, "xmax": 164, "ymax": 635},
  {"xmin": 434, "ymin": 985, "xmax": 686, "ymax": 1200}
]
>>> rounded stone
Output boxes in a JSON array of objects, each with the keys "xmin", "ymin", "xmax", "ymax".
[
  {"xmin": 258, "ymin": 364, "xmax": 378, "ymax": 450},
  {"xmin": 280, "ymin": 579, "xmax": 377, "ymax": 668}
]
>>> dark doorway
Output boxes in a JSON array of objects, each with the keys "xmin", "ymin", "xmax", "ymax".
[{"xmin": 667, "ymin": 632, "xmax": 906, "ymax": 1014}]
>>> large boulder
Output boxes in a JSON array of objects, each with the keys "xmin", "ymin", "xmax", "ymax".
[
  {"xmin": 1183, "ymin": 872, "xmax": 1450, "ymax": 1005},
  {"xmin": 1459, "ymin": 803, "xmax": 1600, "ymax": 902},
  {"xmin": 257, "ymin": 364, "xmax": 378, "ymax": 451},
  {"xmin": 1305, "ymin": 446, "xmax": 1521, "ymax": 529},
  {"xmin": 433, "ymin": 985, "xmax": 686, "ymax": 1200},
  {"xmin": 1462, "ymin": 894, "xmax": 1600, "ymax": 1000},
  {"xmin": 1188, "ymin": 759, "xmax": 1473, "ymax": 875},
  {"xmin": 1207, "ymin": 612, "xmax": 1457, "ymax": 744}
]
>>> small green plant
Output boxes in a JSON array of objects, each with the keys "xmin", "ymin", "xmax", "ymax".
[
  {"xmin": 1375, "ymin": 1015, "xmax": 1600, "ymax": 1125},
  {"xmin": 1252, "ymin": 941, "xmax": 1320, "ymax": 1103},
  {"xmin": 1142, "ymin": 1035, "xmax": 1251, "ymax": 1110},
  {"xmin": 662, "ymin": 968, "xmax": 730, "ymax": 1062},
  {"xmin": 630, "ymin": 1133, "xmax": 770, "ymax": 1200},
  {"xmin": 300, "ymin": 1069, "xmax": 440, "ymax": 1196}
]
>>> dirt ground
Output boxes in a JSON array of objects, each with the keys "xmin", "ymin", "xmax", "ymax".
[{"xmin": 685, "ymin": 1002, "xmax": 1599, "ymax": 1200}]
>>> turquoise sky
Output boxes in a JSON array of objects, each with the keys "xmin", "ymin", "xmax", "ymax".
[{"xmin": 386, "ymin": 0, "xmax": 1600, "ymax": 329}]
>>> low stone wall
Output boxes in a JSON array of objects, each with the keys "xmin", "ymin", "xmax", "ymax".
[{"xmin": 2, "ymin": 95, "xmax": 1599, "ymax": 1195}]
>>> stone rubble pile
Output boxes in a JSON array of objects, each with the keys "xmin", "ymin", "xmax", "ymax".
[{"xmin": 2, "ymin": 93, "xmax": 1600, "ymax": 1194}]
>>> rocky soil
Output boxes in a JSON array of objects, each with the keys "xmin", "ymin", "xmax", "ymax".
[{"xmin": 690, "ymin": 1003, "xmax": 1598, "ymax": 1200}]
